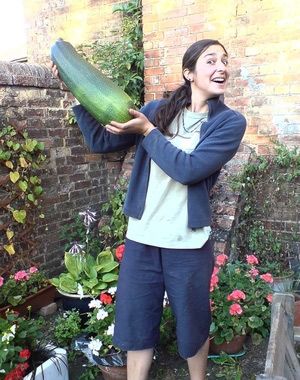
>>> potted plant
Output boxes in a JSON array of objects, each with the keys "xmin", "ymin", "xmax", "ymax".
[
  {"xmin": 0, "ymin": 310, "xmax": 68, "ymax": 380},
  {"xmin": 209, "ymin": 253, "xmax": 273, "ymax": 354},
  {"xmin": 0, "ymin": 266, "xmax": 56, "ymax": 317},
  {"xmin": 50, "ymin": 210, "xmax": 120, "ymax": 312},
  {"xmin": 73, "ymin": 286, "xmax": 127, "ymax": 380}
]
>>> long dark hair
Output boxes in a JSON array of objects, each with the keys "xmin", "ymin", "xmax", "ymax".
[{"xmin": 154, "ymin": 39, "xmax": 228, "ymax": 134}]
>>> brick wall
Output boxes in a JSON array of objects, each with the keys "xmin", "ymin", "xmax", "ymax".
[
  {"xmin": 0, "ymin": 62, "xmax": 125, "ymax": 275},
  {"xmin": 23, "ymin": 0, "xmax": 123, "ymax": 65},
  {"xmin": 142, "ymin": 0, "xmax": 300, "ymax": 153}
]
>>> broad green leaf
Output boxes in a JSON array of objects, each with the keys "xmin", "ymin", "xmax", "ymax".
[
  {"xmin": 30, "ymin": 176, "xmax": 39, "ymax": 185},
  {"xmin": 101, "ymin": 273, "xmax": 119, "ymax": 282},
  {"xmin": 12, "ymin": 209, "xmax": 26, "ymax": 224},
  {"xmin": 7, "ymin": 295, "xmax": 22, "ymax": 306},
  {"xmin": 33, "ymin": 186, "xmax": 43, "ymax": 196},
  {"xmin": 9, "ymin": 171, "xmax": 20, "ymax": 183},
  {"xmin": 18, "ymin": 180, "xmax": 28, "ymax": 192},
  {"xmin": 59, "ymin": 276, "xmax": 78, "ymax": 293},
  {"xmin": 99, "ymin": 261, "xmax": 119, "ymax": 273},
  {"xmin": 27, "ymin": 193, "xmax": 35, "ymax": 202},
  {"xmin": 64, "ymin": 253, "xmax": 83, "ymax": 279},
  {"xmin": 96, "ymin": 250, "xmax": 114, "ymax": 268}
]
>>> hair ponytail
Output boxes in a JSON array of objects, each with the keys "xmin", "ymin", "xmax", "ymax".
[{"xmin": 154, "ymin": 81, "xmax": 191, "ymax": 135}]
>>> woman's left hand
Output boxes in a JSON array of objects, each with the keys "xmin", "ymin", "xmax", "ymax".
[{"xmin": 105, "ymin": 109, "xmax": 156, "ymax": 136}]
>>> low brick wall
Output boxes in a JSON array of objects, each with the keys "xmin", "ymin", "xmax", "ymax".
[{"xmin": 0, "ymin": 61, "xmax": 125, "ymax": 275}]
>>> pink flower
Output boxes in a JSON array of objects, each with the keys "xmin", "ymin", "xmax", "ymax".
[
  {"xmin": 216, "ymin": 254, "xmax": 228, "ymax": 266},
  {"xmin": 249, "ymin": 268, "xmax": 259, "ymax": 278},
  {"xmin": 229, "ymin": 303, "xmax": 243, "ymax": 315},
  {"xmin": 14, "ymin": 270, "xmax": 29, "ymax": 281},
  {"xmin": 0, "ymin": 276, "xmax": 4, "ymax": 287},
  {"xmin": 246, "ymin": 254, "xmax": 259, "ymax": 265},
  {"xmin": 260, "ymin": 273, "xmax": 273, "ymax": 283},
  {"xmin": 29, "ymin": 266, "xmax": 38, "ymax": 274},
  {"xmin": 227, "ymin": 289, "xmax": 246, "ymax": 301},
  {"xmin": 266, "ymin": 294, "xmax": 273, "ymax": 303},
  {"xmin": 210, "ymin": 267, "xmax": 219, "ymax": 292}
]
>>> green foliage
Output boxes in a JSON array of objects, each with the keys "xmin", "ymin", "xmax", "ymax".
[
  {"xmin": 159, "ymin": 306, "xmax": 177, "ymax": 354},
  {"xmin": 0, "ymin": 310, "xmax": 44, "ymax": 378},
  {"xmin": 50, "ymin": 248, "xmax": 119, "ymax": 296},
  {"xmin": 53, "ymin": 310, "xmax": 82, "ymax": 347},
  {"xmin": 230, "ymin": 141, "xmax": 300, "ymax": 272},
  {"xmin": 210, "ymin": 254, "xmax": 272, "ymax": 345},
  {"xmin": 0, "ymin": 124, "xmax": 47, "ymax": 261},
  {"xmin": 60, "ymin": 214, "xmax": 101, "ymax": 255},
  {"xmin": 99, "ymin": 178, "xmax": 128, "ymax": 248},
  {"xmin": 0, "ymin": 268, "xmax": 49, "ymax": 308},
  {"xmin": 212, "ymin": 354, "xmax": 243, "ymax": 380},
  {"xmin": 78, "ymin": 0, "xmax": 144, "ymax": 107},
  {"xmin": 79, "ymin": 365, "xmax": 100, "ymax": 380}
]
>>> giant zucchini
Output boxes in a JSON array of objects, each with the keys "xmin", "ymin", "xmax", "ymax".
[{"xmin": 51, "ymin": 38, "xmax": 135, "ymax": 125}]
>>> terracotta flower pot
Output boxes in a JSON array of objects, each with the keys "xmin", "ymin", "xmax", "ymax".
[{"xmin": 209, "ymin": 335, "xmax": 246, "ymax": 355}]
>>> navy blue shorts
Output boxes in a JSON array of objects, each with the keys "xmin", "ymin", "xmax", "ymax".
[{"xmin": 113, "ymin": 238, "xmax": 214, "ymax": 359}]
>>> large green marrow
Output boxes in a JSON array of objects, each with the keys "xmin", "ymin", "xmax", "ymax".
[{"xmin": 51, "ymin": 39, "xmax": 135, "ymax": 125}]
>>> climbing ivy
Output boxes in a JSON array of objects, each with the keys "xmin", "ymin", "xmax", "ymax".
[
  {"xmin": 0, "ymin": 124, "xmax": 46, "ymax": 267},
  {"xmin": 78, "ymin": 0, "xmax": 144, "ymax": 107},
  {"xmin": 230, "ymin": 141, "xmax": 300, "ymax": 276}
]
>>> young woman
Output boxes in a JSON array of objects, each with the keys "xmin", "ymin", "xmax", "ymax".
[{"xmin": 52, "ymin": 38, "xmax": 246, "ymax": 380}]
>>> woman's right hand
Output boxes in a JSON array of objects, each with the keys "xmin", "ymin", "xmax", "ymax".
[{"xmin": 49, "ymin": 61, "xmax": 61, "ymax": 80}]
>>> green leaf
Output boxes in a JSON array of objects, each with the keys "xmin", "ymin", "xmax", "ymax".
[
  {"xmin": 33, "ymin": 185, "xmax": 43, "ymax": 196},
  {"xmin": 9, "ymin": 171, "xmax": 20, "ymax": 183},
  {"xmin": 59, "ymin": 275, "xmax": 78, "ymax": 293},
  {"xmin": 101, "ymin": 273, "xmax": 119, "ymax": 282},
  {"xmin": 12, "ymin": 209, "xmax": 26, "ymax": 224},
  {"xmin": 100, "ymin": 261, "xmax": 119, "ymax": 273},
  {"xmin": 18, "ymin": 180, "xmax": 28, "ymax": 192},
  {"xmin": 64, "ymin": 253, "xmax": 83, "ymax": 279}
]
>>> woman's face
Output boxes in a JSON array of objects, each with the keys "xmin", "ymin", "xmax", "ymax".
[{"xmin": 185, "ymin": 44, "xmax": 229, "ymax": 100}]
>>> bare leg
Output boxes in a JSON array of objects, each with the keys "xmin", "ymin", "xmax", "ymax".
[
  {"xmin": 187, "ymin": 338, "xmax": 210, "ymax": 380},
  {"xmin": 127, "ymin": 348, "xmax": 153, "ymax": 380}
]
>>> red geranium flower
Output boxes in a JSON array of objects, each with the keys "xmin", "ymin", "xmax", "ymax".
[
  {"xmin": 19, "ymin": 348, "xmax": 31, "ymax": 360},
  {"xmin": 100, "ymin": 292, "xmax": 113, "ymax": 304},
  {"xmin": 115, "ymin": 244, "xmax": 125, "ymax": 261}
]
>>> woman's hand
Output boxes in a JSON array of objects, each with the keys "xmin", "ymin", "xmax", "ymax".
[
  {"xmin": 49, "ymin": 61, "xmax": 62, "ymax": 81},
  {"xmin": 105, "ymin": 109, "xmax": 156, "ymax": 136}
]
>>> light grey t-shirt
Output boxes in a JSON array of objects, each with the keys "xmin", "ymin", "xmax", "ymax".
[{"xmin": 126, "ymin": 108, "xmax": 211, "ymax": 248}]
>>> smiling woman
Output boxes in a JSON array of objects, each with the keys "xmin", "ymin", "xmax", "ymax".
[{"xmin": 0, "ymin": 0, "xmax": 27, "ymax": 61}]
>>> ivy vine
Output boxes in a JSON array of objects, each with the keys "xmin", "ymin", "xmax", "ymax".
[
  {"xmin": 0, "ymin": 124, "xmax": 46, "ymax": 268},
  {"xmin": 230, "ymin": 141, "xmax": 300, "ymax": 276},
  {"xmin": 77, "ymin": 0, "xmax": 144, "ymax": 107}
]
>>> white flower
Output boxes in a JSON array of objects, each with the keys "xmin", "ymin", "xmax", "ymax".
[
  {"xmin": 69, "ymin": 242, "xmax": 85, "ymax": 255},
  {"xmin": 88, "ymin": 299, "xmax": 102, "ymax": 309},
  {"xmin": 106, "ymin": 323, "xmax": 115, "ymax": 336},
  {"xmin": 77, "ymin": 284, "xmax": 84, "ymax": 299},
  {"xmin": 163, "ymin": 291, "xmax": 169, "ymax": 307},
  {"xmin": 88, "ymin": 338, "xmax": 103, "ymax": 356},
  {"xmin": 108, "ymin": 286, "xmax": 117, "ymax": 295},
  {"xmin": 9, "ymin": 324, "xmax": 16, "ymax": 335},
  {"xmin": 96, "ymin": 309, "xmax": 108, "ymax": 320},
  {"xmin": 0, "ymin": 369, "xmax": 5, "ymax": 373},
  {"xmin": 1, "ymin": 332, "xmax": 14, "ymax": 342}
]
